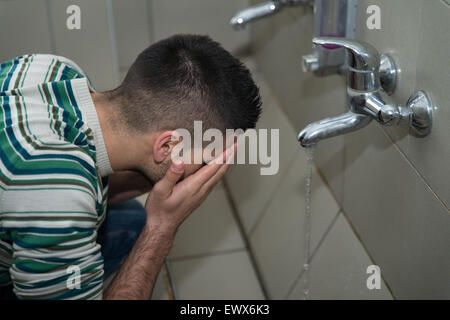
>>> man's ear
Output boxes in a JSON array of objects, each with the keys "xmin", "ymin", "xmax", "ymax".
[{"xmin": 153, "ymin": 131, "xmax": 178, "ymax": 163}]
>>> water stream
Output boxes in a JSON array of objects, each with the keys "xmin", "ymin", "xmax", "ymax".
[{"xmin": 301, "ymin": 145, "xmax": 315, "ymax": 300}]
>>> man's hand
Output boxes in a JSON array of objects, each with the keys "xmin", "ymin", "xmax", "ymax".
[
  {"xmin": 104, "ymin": 144, "xmax": 235, "ymax": 299},
  {"xmin": 145, "ymin": 144, "xmax": 235, "ymax": 235}
]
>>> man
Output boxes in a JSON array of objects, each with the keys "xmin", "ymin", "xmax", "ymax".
[{"xmin": 0, "ymin": 34, "xmax": 261, "ymax": 299}]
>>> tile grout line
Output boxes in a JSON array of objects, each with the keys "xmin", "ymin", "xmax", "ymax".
[
  {"xmin": 257, "ymin": 115, "xmax": 398, "ymax": 298},
  {"xmin": 257, "ymin": 49, "xmax": 448, "ymax": 213},
  {"xmin": 377, "ymin": 0, "xmax": 447, "ymax": 214},
  {"xmin": 242, "ymin": 68, "xmax": 306, "ymax": 237},
  {"xmin": 222, "ymin": 177, "xmax": 270, "ymax": 300},
  {"xmin": 378, "ymin": 126, "xmax": 449, "ymax": 213},
  {"xmin": 338, "ymin": 208, "xmax": 396, "ymax": 299},
  {"xmin": 163, "ymin": 258, "xmax": 178, "ymax": 300},
  {"xmin": 313, "ymin": 153, "xmax": 396, "ymax": 299},
  {"xmin": 247, "ymin": 149, "xmax": 302, "ymax": 237},
  {"xmin": 284, "ymin": 209, "xmax": 341, "ymax": 299},
  {"xmin": 314, "ymin": 163, "xmax": 344, "ymax": 214},
  {"xmin": 244, "ymin": 65, "xmax": 398, "ymax": 299},
  {"xmin": 169, "ymin": 247, "xmax": 247, "ymax": 263},
  {"xmin": 309, "ymin": 211, "xmax": 341, "ymax": 263},
  {"xmin": 105, "ymin": 0, "xmax": 121, "ymax": 87},
  {"xmin": 312, "ymin": 124, "xmax": 447, "ymax": 298},
  {"xmin": 146, "ymin": 0, "xmax": 155, "ymax": 44},
  {"xmin": 44, "ymin": 0, "xmax": 57, "ymax": 54}
]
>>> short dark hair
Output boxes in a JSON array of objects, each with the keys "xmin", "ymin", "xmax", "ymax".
[{"xmin": 109, "ymin": 34, "xmax": 261, "ymax": 133}]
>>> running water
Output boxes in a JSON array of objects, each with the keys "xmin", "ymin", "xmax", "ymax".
[{"xmin": 301, "ymin": 145, "xmax": 315, "ymax": 300}]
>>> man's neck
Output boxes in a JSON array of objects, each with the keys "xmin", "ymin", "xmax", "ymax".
[{"xmin": 91, "ymin": 92, "xmax": 141, "ymax": 172}]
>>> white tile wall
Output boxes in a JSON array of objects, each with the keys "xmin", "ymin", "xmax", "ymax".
[
  {"xmin": 405, "ymin": 0, "xmax": 450, "ymax": 208},
  {"xmin": 170, "ymin": 250, "xmax": 264, "ymax": 300},
  {"xmin": 112, "ymin": 0, "xmax": 152, "ymax": 69},
  {"xmin": 0, "ymin": 0, "xmax": 53, "ymax": 62},
  {"xmin": 249, "ymin": 148, "xmax": 340, "ymax": 299},
  {"xmin": 226, "ymin": 73, "xmax": 300, "ymax": 234},
  {"xmin": 150, "ymin": 0, "xmax": 251, "ymax": 55},
  {"xmin": 138, "ymin": 184, "xmax": 263, "ymax": 300},
  {"xmin": 47, "ymin": 0, "xmax": 119, "ymax": 91},
  {"xmin": 151, "ymin": 269, "xmax": 170, "ymax": 300},
  {"xmin": 250, "ymin": 5, "xmax": 348, "ymax": 204},
  {"xmin": 169, "ymin": 182, "xmax": 245, "ymax": 259},
  {"xmin": 357, "ymin": 0, "xmax": 450, "ymax": 208},
  {"xmin": 288, "ymin": 213, "xmax": 393, "ymax": 300},
  {"xmin": 342, "ymin": 123, "xmax": 450, "ymax": 299},
  {"xmin": 248, "ymin": 0, "xmax": 450, "ymax": 300}
]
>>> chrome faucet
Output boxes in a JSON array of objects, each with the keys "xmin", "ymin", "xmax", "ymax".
[
  {"xmin": 298, "ymin": 37, "xmax": 433, "ymax": 147},
  {"xmin": 230, "ymin": 0, "xmax": 313, "ymax": 30}
]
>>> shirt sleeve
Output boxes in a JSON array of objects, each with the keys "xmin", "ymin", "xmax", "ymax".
[{"xmin": 2, "ymin": 175, "xmax": 105, "ymax": 300}]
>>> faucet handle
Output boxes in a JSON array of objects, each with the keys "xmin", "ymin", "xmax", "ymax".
[
  {"xmin": 312, "ymin": 37, "xmax": 380, "ymax": 72},
  {"xmin": 313, "ymin": 37, "xmax": 381, "ymax": 92}
]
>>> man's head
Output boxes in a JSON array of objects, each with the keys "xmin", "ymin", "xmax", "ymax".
[{"xmin": 105, "ymin": 34, "xmax": 261, "ymax": 182}]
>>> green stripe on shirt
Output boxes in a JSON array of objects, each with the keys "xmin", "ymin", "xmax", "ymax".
[{"xmin": 0, "ymin": 54, "xmax": 109, "ymax": 300}]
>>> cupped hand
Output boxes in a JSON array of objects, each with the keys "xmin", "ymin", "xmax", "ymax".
[{"xmin": 144, "ymin": 144, "xmax": 235, "ymax": 235}]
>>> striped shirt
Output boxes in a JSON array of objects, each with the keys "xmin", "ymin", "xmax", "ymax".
[{"xmin": 0, "ymin": 54, "xmax": 113, "ymax": 299}]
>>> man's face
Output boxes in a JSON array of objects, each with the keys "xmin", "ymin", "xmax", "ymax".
[
  {"xmin": 139, "ymin": 129, "xmax": 233, "ymax": 184},
  {"xmin": 181, "ymin": 133, "xmax": 236, "ymax": 179},
  {"xmin": 139, "ymin": 146, "xmax": 206, "ymax": 184}
]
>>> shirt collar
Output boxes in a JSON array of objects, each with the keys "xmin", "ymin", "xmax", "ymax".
[{"xmin": 71, "ymin": 78, "xmax": 114, "ymax": 177}]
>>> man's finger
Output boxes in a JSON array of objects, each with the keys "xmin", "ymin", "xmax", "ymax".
[
  {"xmin": 199, "ymin": 162, "xmax": 230, "ymax": 195},
  {"xmin": 188, "ymin": 144, "xmax": 234, "ymax": 184},
  {"xmin": 198, "ymin": 143, "xmax": 235, "ymax": 193},
  {"xmin": 153, "ymin": 160, "xmax": 185, "ymax": 199},
  {"xmin": 173, "ymin": 144, "xmax": 235, "ymax": 200},
  {"xmin": 210, "ymin": 142, "xmax": 236, "ymax": 164}
]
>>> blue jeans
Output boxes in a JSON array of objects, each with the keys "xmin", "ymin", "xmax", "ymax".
[{"xmin": 97, "ymin": 199, "xmax": 147, "ymax": 280}]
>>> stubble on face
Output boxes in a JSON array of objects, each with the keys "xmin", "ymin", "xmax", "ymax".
[{"xmin": 134, "ymin": 160, "xmax": 171, "ymax": 185}]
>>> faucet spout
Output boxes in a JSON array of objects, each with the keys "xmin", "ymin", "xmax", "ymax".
[
  {"xmin": 230, "ymin": 0, "xmax": 312, "ymax": 30},
  {"xmin": 298, "ymin": 38, "xmax": 433, "ymax": 147},
  {"xmin": 298, "ymin": 112, "xmax": 372, "ymax": 147},
  {"xmin": 230, "ymin": 1, "xmax": 282, "ymax": 30}
]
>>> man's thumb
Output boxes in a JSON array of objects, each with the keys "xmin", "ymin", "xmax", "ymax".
[
  {"xmin": 155, "ymin": 160, "xmax": 185, "ymax": 198},
  {"xmin": 169, "ymin": 160, "xmax": 185, "ymax": 176}
]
